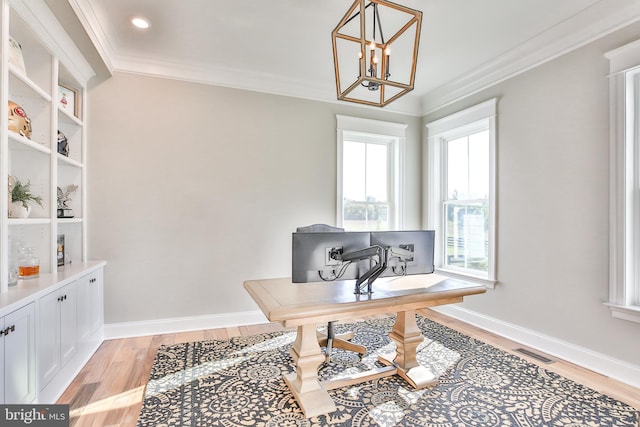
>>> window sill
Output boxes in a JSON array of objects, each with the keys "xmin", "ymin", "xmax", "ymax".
[
  {"xmin": 604, "ymin": 303, "xmax": 640, "ymax": 323},
  {"xmin": 435, "ymin": 268, "xmax": 496, "ymax": 289}
]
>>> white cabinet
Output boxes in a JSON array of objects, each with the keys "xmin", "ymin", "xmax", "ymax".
[
  {"xmin": 38, "ymin": 281, "xmax": 77, "ymax": 390},
  {"xmin": 77, "ymin": 269, "xmax": 103, "ymax": 342},
  {"xmin": 0, "ymin": 264, "xmax": 105, "ymax": 404},
  {"xmin": 1, "ymin": 303, "xmax": 36, "ymax": 403}
]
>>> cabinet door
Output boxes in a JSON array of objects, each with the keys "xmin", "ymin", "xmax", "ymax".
[
  {"xmin": 4, "ymin": 303, "xmax": 36, "ymax": 404},
  {"xmin": 38, "ymin": 289, "xmax": 61, "ymax": 389},
  {"xmin": 38, "ymin": 282, "xmax": 78, "ymax": 389},
  {"xmin": 77, "ymin": 269, "xmax": 104, "ymax": 342},
  {"xmin": 76, "ymin": 273, "xmax": 91, "ymax": 341},
  {"xmin": 60, "ymin": 282, "xmax": 77, "ymax": 366},
  {"xmin": 89, "ymin": 269, "xmax": 104, "ymax": 335}
]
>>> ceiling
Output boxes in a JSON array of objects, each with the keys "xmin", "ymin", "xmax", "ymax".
[{"xmin": 54, "ymin": 0, "xmax": 640, "ymax": 115}]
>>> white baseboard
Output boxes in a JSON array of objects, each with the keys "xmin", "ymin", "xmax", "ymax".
[
  {"xmin": 432, "ymin": 305, "xmax": 640, "ymax": 389},
  {"xmin": 104, "ymin": 310, "xmax": 268, "ymax": 339}
]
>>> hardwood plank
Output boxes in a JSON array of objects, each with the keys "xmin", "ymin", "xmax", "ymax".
[
  {"xmin": 79, "ymin": 340, "xmax": 123, "ymax": 384},
  {"xmin": 174, "ymin": 329, "xmax": 206, "ymax": 344},
  {"xmin": 64, "ymin": 382, "xmax": 99, "ymax": 426},
  {"xmin": 203, "ymin": 328, "xmax": 230, "ymax": 341},
  {"xmin": 58, "ymin": 311, "xmax": 640, "ymax": 426}
]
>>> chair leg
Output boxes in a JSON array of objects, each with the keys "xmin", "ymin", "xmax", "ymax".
[
  {"xmin": 331, "ymin": 336, "xmax": 367, "ymax": 355},
  {"xmin": 326, "ymin": 321, "xmax": 334, "ymax": 358},
  {"xmin": 318, "ymin": 321, "xmax": 367, "ymax": 360}
]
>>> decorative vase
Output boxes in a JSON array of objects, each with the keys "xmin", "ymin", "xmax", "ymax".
[{"xmin": 9, "ymin": 201, "xmax": 31, "ymax": 218}]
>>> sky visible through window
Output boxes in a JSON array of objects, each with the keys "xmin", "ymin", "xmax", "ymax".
[
  {"xmin": 447, "ymin": 130, "xmax": 489, "ymax": 200},
  {"xmin": 343, "ymin": 140, "xmax": 388, "ymax": 203}
]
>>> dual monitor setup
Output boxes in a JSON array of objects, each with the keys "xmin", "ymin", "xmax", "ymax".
[{"xmin": 292, "ymin": 229, "xmax": 435, "ymax": 294}]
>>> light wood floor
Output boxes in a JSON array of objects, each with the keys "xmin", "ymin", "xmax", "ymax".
[{"xmin": 57, "ymin": 309, "xmax": 640, "ymax": 426}]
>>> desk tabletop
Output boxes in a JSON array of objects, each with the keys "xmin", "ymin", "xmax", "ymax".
[{"xmin": 244, "ymin": 274, "xmax": 486, "ymax": 327}]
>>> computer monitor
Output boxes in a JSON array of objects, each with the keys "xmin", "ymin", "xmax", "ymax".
[
  {"xmin": 370, "ymin": 230, "xmax": 435, "ymax": 277},
  {"xmin": 292, "ymin": 231, "xmax": 371, "ymax": 283}
]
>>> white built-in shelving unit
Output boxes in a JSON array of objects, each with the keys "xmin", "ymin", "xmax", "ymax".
[
  {"xmin": 1, "ymin": 0, "xmax": 92, "ymax": 291},
  {"xmin": 0, "ymin": 0, "xmax": 106, "ymax": 405}
]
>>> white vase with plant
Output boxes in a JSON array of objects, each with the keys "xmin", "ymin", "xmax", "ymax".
[{"xmin": 9, "ymin": 177, "xmax": 43, "ymax": 218}]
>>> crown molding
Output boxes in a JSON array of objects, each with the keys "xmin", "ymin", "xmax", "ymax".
[{"xmin": 419, "ymin": 0, "xmax": 640, "ymax": 115}]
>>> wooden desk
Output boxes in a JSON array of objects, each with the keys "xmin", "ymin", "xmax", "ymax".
[{"xmin": 243, "ymin": 274, "xmax": 486, "ymax": 418}]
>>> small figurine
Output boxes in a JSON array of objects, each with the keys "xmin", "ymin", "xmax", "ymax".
[
  {"xmin": 57, "ymin": 184, "xmax": 78, "ymax": 218},
  {"xmin": 58, "ymin": 130, "xmax": 69, "ymax": 156}
]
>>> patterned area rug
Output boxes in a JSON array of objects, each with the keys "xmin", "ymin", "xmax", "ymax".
[{"xmin": 137, "ymin": 315, "xmax": 638, "ymax": 426}]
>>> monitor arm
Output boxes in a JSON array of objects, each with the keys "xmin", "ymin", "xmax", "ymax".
[
  {"xmin": 329, "ymin": 244, "xmax": 416, "ymax": 294},
  {"xmin": 386, "ymin": 245, "xmax": 414, "ymax": 275},
  {"xmin": 331, "ymin": 245, "xmax": 387, "ymax": 294}
]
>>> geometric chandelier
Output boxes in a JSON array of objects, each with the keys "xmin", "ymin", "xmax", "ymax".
[{"xmin": 331, "ymin": 0, "xmax": 422, "ymax": 107}]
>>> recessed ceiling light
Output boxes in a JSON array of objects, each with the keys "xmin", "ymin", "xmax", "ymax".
[{"xmin": 131, "ymin": 17, "xmax": 150, "ymax": 29}]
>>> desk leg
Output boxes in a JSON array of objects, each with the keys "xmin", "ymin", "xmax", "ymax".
[
  {"xmin": 284, "ymin": 323, "xmax": 336, "ymax": 418},
  {"xmin": 378, "ymin": 310, "xmax": 438, "ymax": 389}
]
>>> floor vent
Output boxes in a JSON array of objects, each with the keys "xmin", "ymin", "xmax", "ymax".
[{"xmin": 513, "ymin": 348, "xmax": 555, "ymax": 364}]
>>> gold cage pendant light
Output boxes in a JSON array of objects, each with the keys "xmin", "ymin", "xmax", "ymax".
[{"xmin": 332, "ymin": 0, "xmax": 422, "ymax": 107}]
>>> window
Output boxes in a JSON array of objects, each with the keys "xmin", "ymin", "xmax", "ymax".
[
  {"xmin": 425, "ymin": 99, "xmax": 497, "ymax": 284},
  {"xmin": 336, "ymin": 115, "xmax": 406, "ymax": 231},
  {"xmin": 605, "ymin": 39, "xmax": 640, "ymax": 323}
]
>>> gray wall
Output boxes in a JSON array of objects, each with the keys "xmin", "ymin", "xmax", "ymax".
[
  {"xmin": 87, "ymin": 74, "xmax": 422, "ymax": 323},
  {"xmin": 424, "ymin": 22, "xmax": 640, "ymax": 366},
  {"xmin": 87, "ymin": 20, "xmax": 640, "ymax": 368}
]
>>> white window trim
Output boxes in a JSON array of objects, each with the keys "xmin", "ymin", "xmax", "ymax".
[
  {"xmin": 425, "ymin": 99, "xmax": 497, "ymax": 288},
  {"xmin": 336, "ymin": 115, "xmax": 406, "ymax": 230},
  {"xmin": 605, "ymin": 39, "xmax": 640, "ymax": 323}
]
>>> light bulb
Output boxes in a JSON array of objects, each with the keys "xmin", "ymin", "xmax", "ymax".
[{"xmin": 131, "ymin": 17, "xmax": 151, "ymax": 29}]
